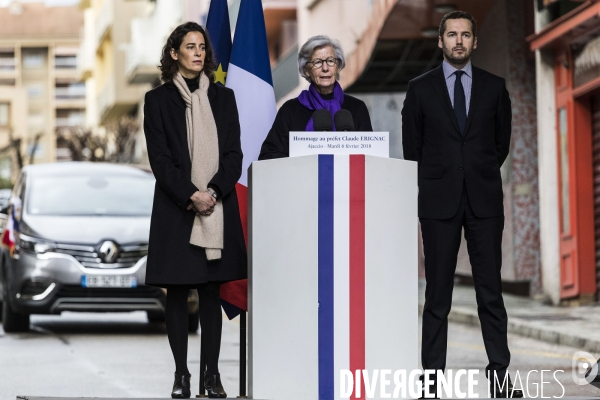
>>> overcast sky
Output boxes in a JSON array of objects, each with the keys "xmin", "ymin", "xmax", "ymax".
[{"xmin": 0, "ymin": 0, "xmax": 79, "ymax": 7}]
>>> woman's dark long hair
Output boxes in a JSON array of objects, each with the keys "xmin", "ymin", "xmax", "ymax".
[{"xmin": 158, "ymin": 22, "xmax": 216, "ymax": 83}]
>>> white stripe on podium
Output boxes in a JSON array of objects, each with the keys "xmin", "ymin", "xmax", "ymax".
[{"xmin": 333, "ymin": 155, "xmax": 350, "ymax": 400}]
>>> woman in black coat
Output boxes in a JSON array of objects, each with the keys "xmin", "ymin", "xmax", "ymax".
[
  {"xmin": 259, "ymin": 35, "xmax": 372, "ymax": 160},
  {"xmin": 144, "ymin": 22, "xmax": 246, "ymax": 399}
]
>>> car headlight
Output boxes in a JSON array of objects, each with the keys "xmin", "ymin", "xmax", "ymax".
[{"xmin": 18, "ymin": 234, "xmax": 56, "ymax": 254}]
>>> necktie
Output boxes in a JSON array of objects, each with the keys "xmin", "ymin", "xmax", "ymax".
[{"xmin": 454, "ymin": 70, "xmax": 466, "ymax": 134}]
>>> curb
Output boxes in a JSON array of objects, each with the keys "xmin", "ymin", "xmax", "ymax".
[{"xmin": 418, "ymin": 304, "xmax": 600, "ymax": 353}]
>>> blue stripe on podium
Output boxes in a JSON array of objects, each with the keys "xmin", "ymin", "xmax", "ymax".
[{"xmin": 318, "ymin": 155, "xmax": 334, "ymax": 400}]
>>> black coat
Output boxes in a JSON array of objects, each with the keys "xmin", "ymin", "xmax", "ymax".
[
  {"xmin": 143, "ymin": 81, "xmax": 247, "ymax": 286},
  {"xmin": 401, "ymin": 64, "xmax": 512, "ymax": 219},
  {"xmin": 258, "ymin": 94, "xmax": 373, "ymax": 160}
]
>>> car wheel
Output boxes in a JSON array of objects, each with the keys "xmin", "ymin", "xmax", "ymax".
[
  {"xmin": 2, "ymin": 296, "xmax": 29, "ymax": 333},
  {"xmin": 188, "ymin": 311, "xmax": 199, "ymax": 333},
  {"xmin": 147, "ymin": 310, "xmax": 165, "ymax": 323}
]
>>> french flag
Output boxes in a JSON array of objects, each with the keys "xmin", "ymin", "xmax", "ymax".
[
  {"xmin": 226, "ymin": 0, "xmax": 277, "ymax": 186},
  {"xmin": 219, "ymin": 0, "xmax": 276, "ymax": 319},
  {"xmin": 205, "ymin": 0, "xmax": 249, "ymax": 320}
]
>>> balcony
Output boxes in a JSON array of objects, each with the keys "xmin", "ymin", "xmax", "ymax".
[
  {"xmin": 0, "ymin": 58, "xmax": 16, "ymax": 70},
  {"xmin": 97, "ymin": 75, "xmax": 116, "ymax": 123},
  {"xmin": 272, "ymin": 44, "xmax": 299, "ymax": 102},
  {"xmin": 95, "ymin": 0, "xmax": 113, "ymax": 50},
  {"xmin": 0, "ymin": 57, "xmax": 17, "ymax": 82},
  {"xmin": 55, "ymin": 83, "xmax": 86, "ymax": 109},
  {"xmin": 54, "ymin": 56, "xmax": 78, "ymax": 70},
  {"xmin": 125, "ymin": 18, "xmax": 162, "ymax": 84},
  {"xmin": 55, "ymin": 57, "xmax": 80, "ymax": 80},
  {"xmin": 78, "ymin": 8, "xmax": 95, "ymax": 80},
  {"xmin": 56, "ymin": 86, "xmax": 85, "ymax": 98},
  {"xmin": 56, "ymin": 114, "xmax": 85, "ymax": 128},
  {"xmin": 126, "ymin": 0, "xmax": 182, "ymax": 84}
]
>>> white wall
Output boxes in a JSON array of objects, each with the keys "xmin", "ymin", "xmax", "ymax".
[{"xmin": 352, "ymin": 92, "xmax": 405, "ymax": 159}]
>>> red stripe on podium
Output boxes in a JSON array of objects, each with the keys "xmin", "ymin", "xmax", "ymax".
[{"xmin": 349, "ymin": 155, "xmax": 365, "ymax": 399}]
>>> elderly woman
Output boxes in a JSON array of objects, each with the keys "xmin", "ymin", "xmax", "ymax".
[
  {"xmin": 143, "ymin": 22, "xmax": 246, "ymax": 399},
  {"xmin": 259, "ymin": 35, "xmax": 372, "ymax": 159}
]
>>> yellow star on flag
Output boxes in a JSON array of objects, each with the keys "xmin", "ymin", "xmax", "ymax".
[{"xmin": 214, "ymin": 63, "xmax": 227, "ymax": 85}]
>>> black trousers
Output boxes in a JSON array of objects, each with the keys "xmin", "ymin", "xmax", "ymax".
[
  {"xmin": 165, "ymin": 282, "xmax": 222, "ymax": 376},
  {"xmin": 420, "ymin": 186, "xmax": 509, "ymax": 378}
]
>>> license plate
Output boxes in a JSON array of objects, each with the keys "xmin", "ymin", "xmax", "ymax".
[{"xmin": 81, "ymin": 275, "xmax": 137, "ymax": 288}]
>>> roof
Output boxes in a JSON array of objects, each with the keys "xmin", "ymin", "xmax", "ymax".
[
  {"xmin": 0, "ymin": 2, "xmax": 82, "ymax": 38},
  {"xmin": 22, "ymin": 162, "xmax": 154, "ymax": 178}
]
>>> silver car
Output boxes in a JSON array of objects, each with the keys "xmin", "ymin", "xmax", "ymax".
[{"xmin": 0, "ymin": 162, "xmax": 198, "ymax": 332}]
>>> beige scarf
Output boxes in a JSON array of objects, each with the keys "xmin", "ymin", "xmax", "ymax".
[{"xmin": 173, "ymin": 72, "xmax": 223, "ymax": 260}]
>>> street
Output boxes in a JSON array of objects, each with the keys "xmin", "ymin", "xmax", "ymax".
[
  {"xmin": 1, "ymin": 312, "xmax": 599, "ymax": 399},
  {"xmin": 0, "ymin": 312, "xmax": 241, "ymax": 400}
]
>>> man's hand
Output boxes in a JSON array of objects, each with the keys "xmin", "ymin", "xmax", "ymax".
[{"xmin": 187, "ymin": 191, "xmax": 216, "ymax": 216}]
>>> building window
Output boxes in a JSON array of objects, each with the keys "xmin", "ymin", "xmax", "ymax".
[
  {"xmin": 0, "ymin": 103, "xmax": 9, "ymax": 127},
  {"xmin": 55, "ymin": 55, "xmax": 77, "ymax": 69},
  {"xmin": 27, "ymin": 84, "xmax": 43, "ymax": 98},
  {"xmin": 55, "ymin": 82, "xmax": 85, "ymax": 99},
  {"xmin": 56, "ymin": 109, "xmax": 85, "ymax": 127},
  {"xmin": 0, "ymin": 50, "xmax": 15, "ymax": 71},
  {"xmin": 23, "ymin": 53, "xmax": 44, "ymax": 68}
]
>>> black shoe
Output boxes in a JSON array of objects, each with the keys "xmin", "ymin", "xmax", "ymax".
[
  {"xmin": 489, "ymin": 379, "xmax": 524, "ymax": 398},
  {"xmin": 418, "ymin": 393, "xmax": 439, "ymax": 399},
  {"xmin": 171, "ymin": 372, "xmax": 191, "ymax": 399},
  {"xmin": 418, "ymin": 373, "xmax": 439, "ymax": 399},
  {"xmin": 205, "ymin": 372, "xmax": 227, "ymax": 398},
  {"xmin": 418, "ymin": 383, "xmax": 439, "ymax": 398}
]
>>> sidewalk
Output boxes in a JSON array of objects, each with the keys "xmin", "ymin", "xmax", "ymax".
[{"xmin": 419, "ymin": 280, "xmax": 600, "ymax": 353}]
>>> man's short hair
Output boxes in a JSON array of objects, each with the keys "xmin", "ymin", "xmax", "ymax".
[{"xmin": 439, "ymin": 11, "xmax": 477, "ymax": 37}]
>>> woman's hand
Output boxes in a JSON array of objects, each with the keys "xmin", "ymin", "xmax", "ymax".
[{"xmin": 187, "ymin": 191, "xmax": 216, "ymax": 216}]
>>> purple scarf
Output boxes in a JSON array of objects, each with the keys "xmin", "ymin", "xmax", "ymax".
[{"xmin": 297, "ymin": 82, "xmax": 345, "ymax": 131}]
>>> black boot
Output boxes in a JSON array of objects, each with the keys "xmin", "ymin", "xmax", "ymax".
[
  {"xmin": 171, "ymin": 372, "xmax": 191, "ymax": 399},
  {"xmin": 205, "ymin": 372, "xmax": 227, "ymax": 398}
]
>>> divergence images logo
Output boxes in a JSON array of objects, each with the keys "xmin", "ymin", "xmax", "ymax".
[
  {"xmin": 572, "ymin": 351, "xmax": 598, "ymax": 385},
  {"xmin": 99, "ymin": 240, "xmax": 119, "ymax": 263}
]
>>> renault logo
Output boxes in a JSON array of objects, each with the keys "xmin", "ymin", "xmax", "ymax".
[{"xmin": 98, "ymin": 241, "xmax": 119, "ymax": 263}]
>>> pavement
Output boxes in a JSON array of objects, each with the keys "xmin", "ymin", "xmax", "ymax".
[{"xmin": 420, "ymin": 280, "xmax": 600, "ymax": 353}]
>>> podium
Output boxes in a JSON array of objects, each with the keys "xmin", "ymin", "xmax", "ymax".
[{"xmin": 248, "ymin": 154, "xmax": 418, "ymax": 400}]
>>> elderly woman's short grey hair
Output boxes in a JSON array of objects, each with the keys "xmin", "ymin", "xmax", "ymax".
[{"xmin": 298, "ymin": 35, "xmax": 346, "ymax": 83}]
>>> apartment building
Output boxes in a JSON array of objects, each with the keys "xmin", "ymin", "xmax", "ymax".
[
  {"xmin": 0, "ymin": 2, "xmax": 83, "ymax": 176},
  {"xmin": 78, "ymin": 0, "xmax": 151, "ymax": 127}
]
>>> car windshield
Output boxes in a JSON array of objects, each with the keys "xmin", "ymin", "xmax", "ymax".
[{"xmin": 27, "ymin": 174, "xmax": 155, "ymax": 216}]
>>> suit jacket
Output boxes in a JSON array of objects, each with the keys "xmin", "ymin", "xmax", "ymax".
[
  {"xmin": 402, "ymin": 64, "xmax": 511, "ymax": 219},
  {"xmin": 143, "ymin": 81, "xmax": 247, "ymax": 286}
]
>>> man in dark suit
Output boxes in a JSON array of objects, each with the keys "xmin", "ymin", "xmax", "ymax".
[{"xmin": 402, "ymin": 11, "xmax": 523, "ymax": 398}]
